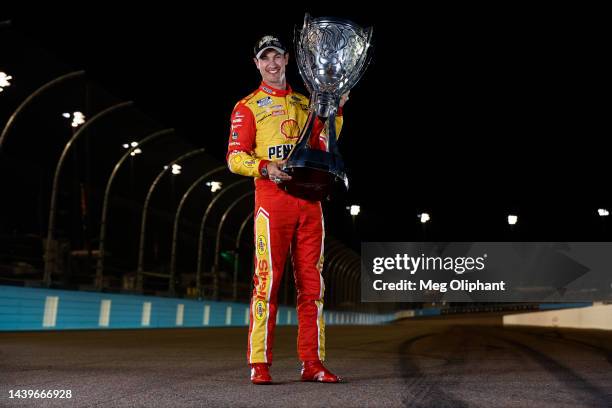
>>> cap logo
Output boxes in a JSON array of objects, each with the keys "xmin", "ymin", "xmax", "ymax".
[{"xmin": 259, "ymin": 36, "xmax": 279, "ymax": 47}]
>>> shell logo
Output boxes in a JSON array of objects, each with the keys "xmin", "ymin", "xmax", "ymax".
[{"xmin": 280, "ymin": 119, "xmax": 300, "ymax": 140}]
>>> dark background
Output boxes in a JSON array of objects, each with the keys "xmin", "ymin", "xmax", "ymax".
[{"xmin": 2, "ymin": 4, "xmax": 609, "ymax": 248}]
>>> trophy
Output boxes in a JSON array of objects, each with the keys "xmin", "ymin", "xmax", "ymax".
[{"xmin": 281, "ymin": 13, "xmax": 373, "ymax": 201}]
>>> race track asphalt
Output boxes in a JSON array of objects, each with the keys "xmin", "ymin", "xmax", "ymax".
[{"xmin": 1, "ymin": 313, "xmax": 611, "ymax": 407}]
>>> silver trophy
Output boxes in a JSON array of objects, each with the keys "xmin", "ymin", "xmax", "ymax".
[{"xmin": 281, "ymin": 13, "xmax": 373, "ymax": 201}]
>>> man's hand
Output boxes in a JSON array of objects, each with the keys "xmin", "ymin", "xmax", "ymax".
[
  {"xmin": 267, "ymin": 160, "xmax": 292, "ymax": 183},
  {"xmin": 339, "ymin": 92, "xmax": 350, "ymax": 108}
]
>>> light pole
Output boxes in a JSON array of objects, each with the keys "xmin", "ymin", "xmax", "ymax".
[
  {"xmin": 347, "ymin": 204, "xmax": 360, "ymax": 229},
  {"xmin": 323, "ymin": 242, "xmax": 347, "ymax": 308},
  {"xmin": 44, "ymin": 101, "xmax": 133, "ymax": 286},
  {"xmin": 135, "ymin": 148, "xmax": 207, "ymax": 289},
  {"xmin": 169, "ymin": 166, "xmax": 228, "ymax": 295},
  {"xmin": 336, "ymin": 252, "xmax": 357, "ymax": 306},
  {"xmin": 507, "ymin": 214, "xmax": 518, "ymax": 235},
  {"xmin": 597, "ymin": 208, "xmax": 609, "ymax": 236},
  {"xmin": 326, "ymin": 249, "xmax": 353, "ymax": 308},
  {"xmin": 94, "ymin": 128, "xmax": 175, "ymax": 290},
  {"xmin": 233, "ymin": 211, "xmax": 254, "ymax": 300},
  {"xmin": 1, "ymin": 71, "xmax": 86, "ymax": 151},
  {"xmin": 195, "ymin": 178, "xmax": 251, "ymax": 298},
  {"xmin": 418, "ymin": 212, "xmax": 430, "ymax": 240},
  {"xmin": 347, "ymin": 257, "xmax": 362, "ymax": 306},
  {"xmin": 212, "ymin": 191, "xmax": 254, "ymax": 299}
]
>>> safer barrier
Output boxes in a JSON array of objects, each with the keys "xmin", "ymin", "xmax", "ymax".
[{"xmin": 0, "ymin": 285, "xmax": 394, "ymax": 331}]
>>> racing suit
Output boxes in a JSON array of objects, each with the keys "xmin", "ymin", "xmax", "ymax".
[{"xmin": 226, "ymin": 82, "xmax": 343, "ymax": 364}]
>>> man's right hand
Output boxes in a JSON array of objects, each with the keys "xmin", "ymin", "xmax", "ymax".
[{"xmin": 267, "ymin": 160, "xmax": 292, "ymax": 183}]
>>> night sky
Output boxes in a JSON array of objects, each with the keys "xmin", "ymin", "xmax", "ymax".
[{"xmin": 3, "ymin": 5, "xmax": 609, "ymax": 249}]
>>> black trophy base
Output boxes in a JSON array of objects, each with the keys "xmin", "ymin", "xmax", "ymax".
[
  {"xmin": 280, "ymin": 166, "xmax": 337, "ymax": 201},
  {"xmin": 281, "ymin": 145, "xmax": 347, "ymax": 201}
]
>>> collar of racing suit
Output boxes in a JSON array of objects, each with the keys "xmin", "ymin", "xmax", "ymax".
[{"xmin": 259, "ymin": 81, "xmax": 293, "ymax": 97}]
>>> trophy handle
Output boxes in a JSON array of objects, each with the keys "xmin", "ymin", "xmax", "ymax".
[
  {"xmin": 285, "ymin": 110, "xmax": 341, "ymax": 171},
  {"xmin": 285, "ymin": 110, "xmax": 317, "ymax": 162}
]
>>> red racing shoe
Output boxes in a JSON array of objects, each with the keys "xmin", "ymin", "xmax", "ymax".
[
  {"xmin": 250, "ymin": 363, "xmax": 272, "ymax": 385},
  {"xmin": 300, "ymin": 361, "xmax": 342, "ymax": 383}
]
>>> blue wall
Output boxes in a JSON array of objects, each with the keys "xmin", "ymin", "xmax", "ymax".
[{"xmin": 0, "ymin": 285, "xmax": 395, "ymax": 331}]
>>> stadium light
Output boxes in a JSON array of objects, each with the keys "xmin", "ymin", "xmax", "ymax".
[
  {"xmin": 206, "ymin": 181, "xmax": 223, "ymax": 192},
  {"xmin": 0, "ymin": 72, "xmax": 12, "ymax": 92},
  {"xmin": 348, "ymin": 205, "xmax": 360, "ymax": 216}
]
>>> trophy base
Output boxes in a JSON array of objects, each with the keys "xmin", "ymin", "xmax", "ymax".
[
  {"xmin": 281, "ymin": 164, "xmax": 348, "ymax": 202},
  {"xmin": 281, "ymin": 140, "xmax": 348, "ymax": 201}
]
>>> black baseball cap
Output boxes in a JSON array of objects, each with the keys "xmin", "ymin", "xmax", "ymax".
[{"xmin": 254, "ymin": 35, "xmax": 286, "ymax": 58}]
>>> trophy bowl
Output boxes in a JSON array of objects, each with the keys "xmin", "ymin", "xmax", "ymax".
[{"xmin": 281, "ymin": 14, "xmax": 373, "ymax": 201}]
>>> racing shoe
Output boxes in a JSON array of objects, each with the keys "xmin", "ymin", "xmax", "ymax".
[
  {"xmin": 250, "ymin": 363, "xmax": 272, "ymax": 385},
  {"xmin": 300, "ymin": 360, "xmax": 342, "ymax": 383}
]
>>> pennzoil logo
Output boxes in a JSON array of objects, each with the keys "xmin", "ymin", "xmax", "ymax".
[
  {"xmin": 280, "ymin": 119, "xmax": 300, "ymax": 140},
  {"xmin": 254, "ymin": 300, "xmax": 266, "ymax": 321},
  {"xmin": 257, "ymin": 235, "xmax": 267, "ymax": 255}
]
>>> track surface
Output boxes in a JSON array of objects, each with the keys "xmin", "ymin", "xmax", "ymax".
[{"xmin": 1, "ymin": 313, "xmax": 611, "ymax": 407}]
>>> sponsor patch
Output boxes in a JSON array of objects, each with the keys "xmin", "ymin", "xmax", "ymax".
[
  {"xmin": 280, "ymin": 119, "xmax": 300, "ymax": 140},
  {"xmin": 272, "ymin": 110, "xmax": 286, "ymax": 116},
  {"xmin": 256, "ymin": 259, "xmax": 269, "ymax": 299},
  {"xmin": 268, "ymin": 144, "xmax": 293, "ymax": 160},
  {"xmin": 257, "ymin": 235, "xmax": 267, "ymax": 255},
  {"xmin": 231, "ymin": 131, "xmax": 238, "ymax": 140},
  {"xmin": 257, "ymin": 96, "xmax": 273, "ymax": 107},
  {"xmin": 289, "ymin": 99, "xmax": 309, "ymax": 110},
  {"xmin": 244, "ymin": 159, "xmax": 256, "ymax": 168},
  {"xmin": 256, "ymin": 113, "xmax": 272, "ymax": 123},
  {"xmin": 254, "ymin": 300, "xmax": 266, "ymax": 321}
]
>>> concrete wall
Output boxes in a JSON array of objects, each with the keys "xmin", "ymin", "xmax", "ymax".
[{"xmin": 503, "ymin": 304, "xmax": 612, "ymax": 330}]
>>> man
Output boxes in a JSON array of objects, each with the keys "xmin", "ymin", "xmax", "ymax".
[{"xmin": 226, "ymin": 35, "xmax": 347, "ymax": 384}]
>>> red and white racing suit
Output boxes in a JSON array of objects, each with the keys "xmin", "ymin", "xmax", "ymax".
[{"xmin": 226, "ymin": 82, "xmax": 343, "ymax": 364}]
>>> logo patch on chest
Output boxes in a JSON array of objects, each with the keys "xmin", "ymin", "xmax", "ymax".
[
  {"xmin": 256, "ymin": 96, "xmax": 273, "ymax": 107},
  {"xmin": 280, "ymin": 119, "xmax": 300, "ymax": 140},
  {"xmin": 268, "ymin": 144, "xmax": 293, "ymax": 160}
]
